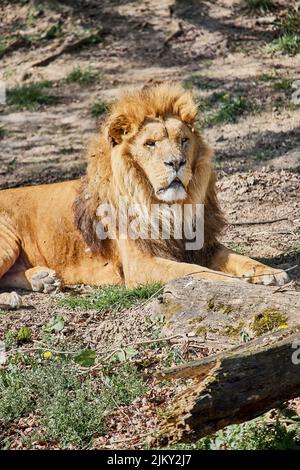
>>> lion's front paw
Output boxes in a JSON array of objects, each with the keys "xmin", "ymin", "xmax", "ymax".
[
  {"xmin": 243, "ymin": 265, "xmax": 290, "ymax": 286},
  {"xmin": 30, "ymin": 268, "xmax": 62, "ymax": 293}
]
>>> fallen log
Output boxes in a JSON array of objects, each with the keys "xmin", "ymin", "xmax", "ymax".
[
  {"xmin": 155, "ymin": 328, "xmax": 300, "ymax": 445},
  {"xmin": 156, "ymin": 277, "xmax": 300, "ymax": 347},
  {"xmin": 148, "ymin": 277, "xmax": 300, "ymax": 444}
]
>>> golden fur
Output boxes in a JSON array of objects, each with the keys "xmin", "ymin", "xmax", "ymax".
[{"xmin": 0, "ymin": 83, "xmax": 289, "ymax": 306}]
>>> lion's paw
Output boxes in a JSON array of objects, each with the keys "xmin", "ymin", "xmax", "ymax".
[
  {"xmin": 30, "ymin": 269, "xmax": 62, "ymax": 293},
  {"xmin": 243, "ymin": 265, "xmax": 290, "ymax": 286}
]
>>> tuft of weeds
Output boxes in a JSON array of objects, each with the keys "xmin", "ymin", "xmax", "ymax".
[
  {"xmin": 43, "ymin": 23, "xmax": 63, "ymax": 40},
  {"xmin": 265, "ymin": 33, "xmax": 300, "ymax": 55},
  {"xmin": 272, "ymin": 78, "xmax": 293, "ymax": 91},
  {"xmin": 183, "ymin": 75, "xmax": 219, "ymax": 90},
  {"xmin": 0, "ymin": 351, "xmax": 146, "ymax": 449},
  {"xmin": 170, "ymin": 413, "xmax": 300, "ymax": 450},
  {"xmin": 277, "ymin": 12, "xmax": 300, "ymax": 35},
  {"xmin": 66, "ymin": 66, "xmax": 97, "ymax": 85},
  {"xmin": 7, "ymin": 81, "xmax": 58, "ymax": 110},
  {"xmin": 59, "ymin": 283, "xmax": 163, "ymax": 312},
  {"xmin": 199, "ymin": 91, "xmax": 252, "ymax": 126},
  {"xmin": 0, "ymin": 126, "xmax": 6, "ymax": 139},
  {"xmin": 58, "ymin": 146, "xmax": 76, "ymax": 155},
  {"xmin": 257, "ymin": 71, "xmax": 278, "ymax": 82},
  {"xmin": 91, "ymin": 100, "xmax": 108, "ymax": 117},
  {"xmin": 242, "ymin": 0, "xmax": 274, "ymax": 14}
]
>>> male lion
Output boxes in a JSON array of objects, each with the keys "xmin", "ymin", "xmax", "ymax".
[{"xmin": 0, "ymin": 83, "xmax": 289, "ymax": 308}]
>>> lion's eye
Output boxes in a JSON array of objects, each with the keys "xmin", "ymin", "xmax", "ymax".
[
  {"xmin": 144, "ymin": 140, "xmax": 156, "ymax": 148},
  {"xmin": 181, "ymin": 137, "xmax": 189, "ymax": 145}
]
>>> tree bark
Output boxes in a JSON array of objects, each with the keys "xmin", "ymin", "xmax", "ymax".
[
  {"xmin": 155, "ymin": 328, "xmax": 300, "ymax": 445},
  {"xmin": 150, "ymin": 277, "xmax": 300, "ymax": 445}
]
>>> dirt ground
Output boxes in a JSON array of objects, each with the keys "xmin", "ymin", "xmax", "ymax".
[{"xmin": 0, "ymin": 0, "xmax": 300, "ymax": 449}]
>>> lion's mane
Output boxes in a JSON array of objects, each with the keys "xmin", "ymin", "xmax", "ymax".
[{"xmin": 74, "ymin": 83, "xmax": 226, "ymax": 266}]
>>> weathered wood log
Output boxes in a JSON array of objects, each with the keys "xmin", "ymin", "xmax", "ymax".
[
  {"xmin": 155, "ymin": 328, "xmax": 300, "ymax": 445},
  {"xmin": 148, "ymin": 277, "xmax": 300, "ymax": 444},
  {"xmin": 155, "ymin": 277, "xmax": 300, "ymax": 349}
]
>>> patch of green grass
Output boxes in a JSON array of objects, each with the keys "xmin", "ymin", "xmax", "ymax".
[
  {"xmin": 91, "ymin": 100, "xmax": 108, "ymax": 117},
  {"xmin": 252, "ymin": 148, "xmax": 274, "ymax": 161},
  {"xmin": 257, "ymin": 71, "xmax": 278, "ymax": 82},
  {"xmin": 7, "ymin": 81, "xmax": 58, "ymax": 110},
  {"xmin": 0, "ymin": 126, "xmax": 6, "ymax": 139},
  {"xmin": 58, "ymin": 146, "xmax": 76, "ymax": 154},
  {"xmin": 0, "ymin": 352, "xmax": 146, "ymax": 449},
  {"xmin": 277, "ymin": 12, "xmax": 300, "ymax": 35},
  {"xmin": 199, "ymin": 92, "xmax": 252, "ymax": 126},
  {"xmin": 75, "ymin": 29, "xmax": 104, "ymax": 47},
  {"xmin": 59, "ymin": 283, "xmax": 163, "ymax": 312},
  {"xmin": 183, "ymin": 75, "xmax": 219, "ymax": 90},
  {"xmin": 43, "ymin": 23, "xmax": 63, "ymax": 40},
  {"xmin": 66, "ymin": 66, "xmax": 97, "ymax": 85},
  {"xmin": 265, "ymin": 33, "xmax": 300, "ymax": 55},
  {"xmin": 0, "ymin": 35, "xmax": 9, "ymax": 54},
  {"xmin": 170, "ymin": 414, "xmax": 299, "ymax": 450},
  {"xmin": 243, "ymin": 0, "xmax": 274, "ymax": 14},
  {"xmin": 272, "ymin": 78, "xmax": 293, "ymax": 91}
]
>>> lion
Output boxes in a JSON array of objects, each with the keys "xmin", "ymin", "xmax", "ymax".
[{"xmin": 0, "ymin": 83, "xmax": 289, "ymax": 308}]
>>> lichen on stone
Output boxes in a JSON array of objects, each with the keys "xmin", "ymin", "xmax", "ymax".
[{"xmin": 252, "ymin": 307, "xmax": 288, "ymax": 336}]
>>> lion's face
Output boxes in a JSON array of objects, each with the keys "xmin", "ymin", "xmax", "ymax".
[{"xmin": 129, "ymin": 116, "xmax": 196, "ymax": 203}]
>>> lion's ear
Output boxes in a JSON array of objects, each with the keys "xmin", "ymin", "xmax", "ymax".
[
  {"xmin": 174, "ymin": 91, "xmax": 198, "ymax": 126},
  {"xmin": 105, "ymin": 114, "xmax": 132, "ymax": 146}
]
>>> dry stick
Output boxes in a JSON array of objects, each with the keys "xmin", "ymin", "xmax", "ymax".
[
  {"xmin": 183, "ymin": 264, "xmax": 298, "ymax": 281},
  {"xmin": 229, "ymin": 217, "xmax": 289, "ymax": 226},
  {"xmin": 98, "ymin": 334, "xmax": 186, "ymax": 366},
  {"xmin": 272, "ymin": 280, "xmax": 299, "ymax": 294}
]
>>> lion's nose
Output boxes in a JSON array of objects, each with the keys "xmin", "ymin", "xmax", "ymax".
[{"xmin": 164, "ymin": 158, "xmax": 186, "ymax": 172}]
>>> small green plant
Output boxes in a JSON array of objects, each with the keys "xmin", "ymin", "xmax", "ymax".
[
  {"xmin": 58, "ymin": 146, "xmax": 75, "ymax": 154},
  {"xmin": 257, "ymin": 72, "xmax": 278, "ymax": 82},
  {"xmin": 0, "ymin": 35, "xmax": 9, "ymax": 54},
  {"xmin": 0, "ymin": 126, "xmax": 6, "ymax": 139},
  {"xmin": 0, "ymin": 353, "xmax": 146, "ymax": 449},
  {"xmin": 59, "ymin": 283, "xmax": 162, "ymax": 312},
  {"xmin": 265, "ymin": 33, "xmax": 300, "ymax": 55},
  {"xmin": 17, "ymin": 326, "xmax": 32, "ymax": 343},
  {"xmin": 243, "ymin": 0, "xmax": 274, "ymax": 13},
  {"xmin": 200, "ymin": 92, "xmax": 252, "ymax": 126},
  {"xmin": 171, "ymin": 414, "xmax": 299, "ymax": 450},
  {"xmin": 183, "ymin": 75, "xmax": 219, "ymax": 90},
  {"xmin": 91, "ymin": 100, "xmax": 108, "ymax": 117},
  {"xmin": 43, "ymin": 23, "xmax": 63, "ymax": 40},
  {"xmin": 277, "ymin": 12, "xmax": 300, "ymax": 35},
  {"xmin": 7, "ymin": 81, "xmax": 58, "ymax": 110},
  {"xmin": 66, "ymin": 66, "xmax": 97, "ymax": 85},
  {"xmin": 272, "ymin": 79, "xmax": 293, "ymax": 91}
]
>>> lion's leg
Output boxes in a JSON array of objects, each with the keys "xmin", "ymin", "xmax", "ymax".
[
  {"xmin": 1, "ymin": 266, "xmax": 62, "ymax": 293},
  {"xmin": 0, "ymin": 213, "xmax": 23, "ymax": 308},
  {"xmin": 118, "ymin": 241, "xmax": 233, "ymax": 286},
  {"xmin": 210, "ymin": 244, "xmax": 289, "ymax": 286}
]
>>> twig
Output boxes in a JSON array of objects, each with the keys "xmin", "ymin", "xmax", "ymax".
[
  {"xmin": 98, "ymin": 334, "xmax": 186, "ymax": 365},
  {"xmin": 230, "ymin": 217, "xmax": 289, "ymax": 226},
  {"xmin": 183, "ymin": 264, "xmax": 298, "ymax": 281},
  {"xmin": 273, "ymin": 281, "xmax": 299, "ymax": 294},
  {"xmin": 32, "ymin": 33, "xmax": 103, "ymax": 67}
]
